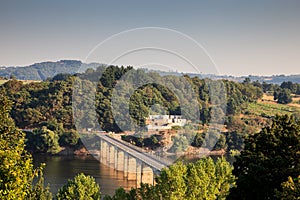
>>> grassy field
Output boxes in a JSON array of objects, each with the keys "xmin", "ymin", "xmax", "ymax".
[
  {"xmin": 0, "ymin": 79, "xmax": 40, "ymax": 85},
  {"xmin": 247, "ymin": 101, "xmax": 300, "ymax": 117},
  {"xmin": 0, "ymin": 80, "xmax": 8, "ymax": 85}
]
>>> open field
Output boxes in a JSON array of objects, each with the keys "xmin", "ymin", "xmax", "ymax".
[
  {"xmin": 247, "ymin": 101, "xmax": 300, "ymax": 117},
  {"xmin": 261, "ymin": 94, "xmax": 275, "ymax": 102},
  {"xmin": 0, "ymin": 80, "xmax": 7, "ymax": 85},
  {"xmin": 261, "ymin": 93, "xmax": 300, "ymax": 107},
  {"xmin": 0, "ymin": 79, "xmax": 40, "ymax": 85},
  {"xmin": 291, "ymin": 95, "xmax": 300, "ymax": 105}
]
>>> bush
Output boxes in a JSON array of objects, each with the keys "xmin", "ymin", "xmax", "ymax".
[{"xmin": 56, "ymin": 173, "xmax": 101, "ymax": 200}]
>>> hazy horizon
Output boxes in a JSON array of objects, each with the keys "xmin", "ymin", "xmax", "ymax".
[
  {"xmin": 1, "ymin": 0, "xmax": 300, "ymax": 76},
  {"xmin": 1, "ymin": 59, "xmax": 300, "ymax": 77}
]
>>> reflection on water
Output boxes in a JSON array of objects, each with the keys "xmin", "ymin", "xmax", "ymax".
[{"xmin": 33, "ymin": 155, "xmax": 136, "ymax": 196}]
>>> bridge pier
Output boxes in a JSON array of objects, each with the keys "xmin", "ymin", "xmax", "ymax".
[
  {"xmin": 116, "ymin": 150, "xmax": 124, "ymax": 171},
  {"xmin": 100, "ymin": 140, "xmax": 108, "ymax": 165},
  {"xmin": 106, "ymin": 143, "xmax": 110, "ymax": 166},
  {"xmin": 114, "ymin": 147, "xmax": 118, "ymax": 169},
  {"xmin": 98, "ymin": 136, "xmax": 165, "ymax": 187},
  {"xmin": 127, "ymin": 156, "xmax": 137, "ymax": 181},
  {"xmin": 109, "ymin": 145, "xmax": 115, "ymax": 168},
  {"xmin": 123, "ymin": 152, "xmax": 128, "ymax": 178},
  {"xmin": 142, "ymin": 165, "xmax": 154, "ymax": 185},
  {"xmin": 136, "ymin": 161, "xmax": 142, "ymax": 186}
]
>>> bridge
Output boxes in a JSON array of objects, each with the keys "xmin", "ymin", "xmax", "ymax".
[{"xmin": 97, "ymin": 134, "xmax": 170, "ymax": 186}]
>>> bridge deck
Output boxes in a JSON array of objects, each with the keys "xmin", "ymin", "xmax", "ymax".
[{"xmin": 98, "ymin": 134, "xmax": 169, "ymax": 171}]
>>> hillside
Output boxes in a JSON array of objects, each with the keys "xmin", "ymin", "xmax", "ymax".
[
  {"xmin": 0, "ymin": 60, "xmax": 299, "ymax": 83},
  {"xmin": 0, "ymin": 60, "xmax": 102, "ymax": 80}
]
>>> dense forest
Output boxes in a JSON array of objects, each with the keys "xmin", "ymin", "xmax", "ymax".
[
  {"xmin": 0, "ymin": 93, "xmax": 299, "ymax": 199},
  {"xmin": 0, "ymin": 65, "xmax": 300, "ymax": 155},
  {"xmin": 0, "ymin": 64, "xmax": 300, "ymax": 199}
]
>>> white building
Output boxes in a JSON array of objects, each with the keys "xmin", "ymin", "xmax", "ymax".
[{"xmin": 146, "ymin": 115, "xmax": 187, "ymax": 131}]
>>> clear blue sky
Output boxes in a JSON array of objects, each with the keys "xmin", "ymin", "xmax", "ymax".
[{"xmin": 0, "ymin": 0, "xmax": 300, "ymax": 76}]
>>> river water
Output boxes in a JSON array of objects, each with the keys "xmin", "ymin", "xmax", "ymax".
[
  {"xmin": 33, "ymin": 154, "xmax": 235, "ymax": 197},
  {"xmin": 33, "ymin": 155, "xmax": 136, "ymax": 197}
]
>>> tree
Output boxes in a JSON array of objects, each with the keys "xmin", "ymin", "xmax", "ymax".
[
  {"xmin": 225, "ymin": 131, "xmax": 244, "ymax": 151},
  {"xmin": 169, "ymin": 135, "xmax": 189, "ymax": 153},
  {"xmin": 280, "ymin": 81, "xmax": 298, "ymax": 93},
  {"xmin": 0, "ymin": 94, "xmax": 51, "ymax": 199},
  {"xmin": 59, "ymin": 129, "xmax": 79, "ymax": 147},
  {"xmin": 229, "ymin": 115, "xmax": 300, "ymax": 200},
  {"xmin": 242, "ymin": 77, "xmax": 251, "ymax": 84},
  {"xmin": 155, "ymin": 161, "xmax": 188, "ymax": 199},
  {"xmin": 103, "ymin": 187, "xmax": 131, "ymax": 200},
  {"xmin": 185, "ymin": 157, "xmax": 235, "ymax": 200},
  {"xmin": 107, "ymin": 157, "xmax": 235, "ymax": 200},
  {"xmin": 227, "ymin": 98, "xmax": 238, "ymax": 115},
  {"xmin": 56, "ymin": 173, "xmax": 101, "ymax": 200},
  {"xmin": 213, "ymin": 134, "xmax": 227, "ymax": 150},
  {"xmin": 275, "ymin": 175, "xmax": 300, "ymax": 200},
  {"xmin": 27, "ymin": 169, "xmax": 52, "ymax": 200},
  {"xmin": 0, "ymin": 95, "xmax": 35, "ymax": 199},
  {"xmin": 277, "ymin": 89, "xmax": 292, "ymax": 104},
  {"xmin": 28, "ymin": 126, "xmax": 60, "ymax": 154},
  {"xmin": 191, "ymin": 132, "xmax": 205, "ymax": 147}
]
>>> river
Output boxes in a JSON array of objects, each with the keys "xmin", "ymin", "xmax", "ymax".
[
  {"xmin": 33, "ymin": 154, "xmax": 235, "ymax": 197},
  {"xmin": 33, "ymin": 155, "xmax": 136, "ymax": 197}
]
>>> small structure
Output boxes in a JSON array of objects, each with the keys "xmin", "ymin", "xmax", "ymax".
[{"xmin": 146, "ymin": 115, "xmax": 187, "ymax": 132}]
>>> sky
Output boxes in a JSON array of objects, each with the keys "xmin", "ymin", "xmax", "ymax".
[{"xmin": 0, "ymin": 0, "xmax": 300, "ymax": 76}]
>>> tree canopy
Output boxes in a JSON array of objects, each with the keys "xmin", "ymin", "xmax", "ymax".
[
  {"xmin": 229, "ymin": 115, "xmax": 300, "ymax": 199},
  {"xmin": 56, "ymin": 173, "xmax": 101, "ymax": 200},
  {"xmin": 106, "ymin": 157, "xmax": 235, "ymax": 200},
  {"xmin": 0, "ymin": 94, "xmax": 51, "ymax": 199}
]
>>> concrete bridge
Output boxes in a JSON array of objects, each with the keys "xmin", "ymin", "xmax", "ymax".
[{"xmin": 98, "ymin": 134, "xmax": 170, "ymax": 186}]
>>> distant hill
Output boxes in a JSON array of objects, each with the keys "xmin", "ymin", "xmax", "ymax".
[
  {"xmin": 0, "ymin": 60, "xmax": 101, "ymax": 80},
  {"xmin": 0, "ymin": 60, "xmax": 299, "ymax": 84},
  {"xmin": 187, "ymin": 73, "xmax": 300, "ymax": 84}
]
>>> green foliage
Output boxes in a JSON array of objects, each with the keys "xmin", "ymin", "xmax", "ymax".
[
  {"xmin": 59, "ymin": 130, "xmax": 79, "ymax": 147},
  {"xmin": 229, "ymin": 149, "xmax": 241, "ymax": 156},
  {"xmin": 1, "ymin": 65, "xmax": 266, "ymax": 136},
  {"xmin": 156, "ymin": 161, "xmax": 188, "ymax": 199},
  {"xmin": 275, "ymin": 175, "xmax": 300, "ymax": 200},
  {"xmin": 185, "ymin": 157, "xmax": 235, "ymax": 200},
  {"xmin": 280, "ymin": 81, "xmax": 300, "ymax": 94},
  {"xmin": 192, "ymin": 131, "xmax": 227, "ymax": 151},
  {"xmin": 225, "ymin": 131, "xmax": 244, "ymax": 151},
  {"xmin": 277, "ymin": 88, "xmax": 293, "ymax": 104},
  {"xmin": 247, "ymin": 101, "xmax": 299, "ymax": 117},
  {"xmin": 27, "ymin": 126, "xmax": 60, "ymax": 154},
  {"xmin": 0, "ymin": 65, "xmax": 284, "ymax": 153},
  {"xmin": 169, "ymin": 134, "xmax": 189, "ymax": 153},
  {"xmin": 229, "ymin": 115, "xmax": 300, "ymax": 200},
  {"xmin": 107, "ymin": 157, "xmax": 235, "ymax": 200},
  {"xmin": 0, "ymin": 94, "xmax": 51, "ymax": 199},
  {"xmin": 0, "ymin": 95, "xmax": 35, "ymax": 199},
  {"xmin": 27, "ymin": 169, "xmax": 52, "ymax": 200},
  {"xmin": 56, "ymin": 173, "xmax": 101, "ymax": 200},
  {"xmin": 213, "ymin": 134, "xmax": 227, "ymax": 150},
  {"xmin": 191, "ymin": 132, "xmax": 205, "ymax": 147},
  {"xmin": 103, "ymin": 187, "xmax": 132, "ymax": 200}
]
